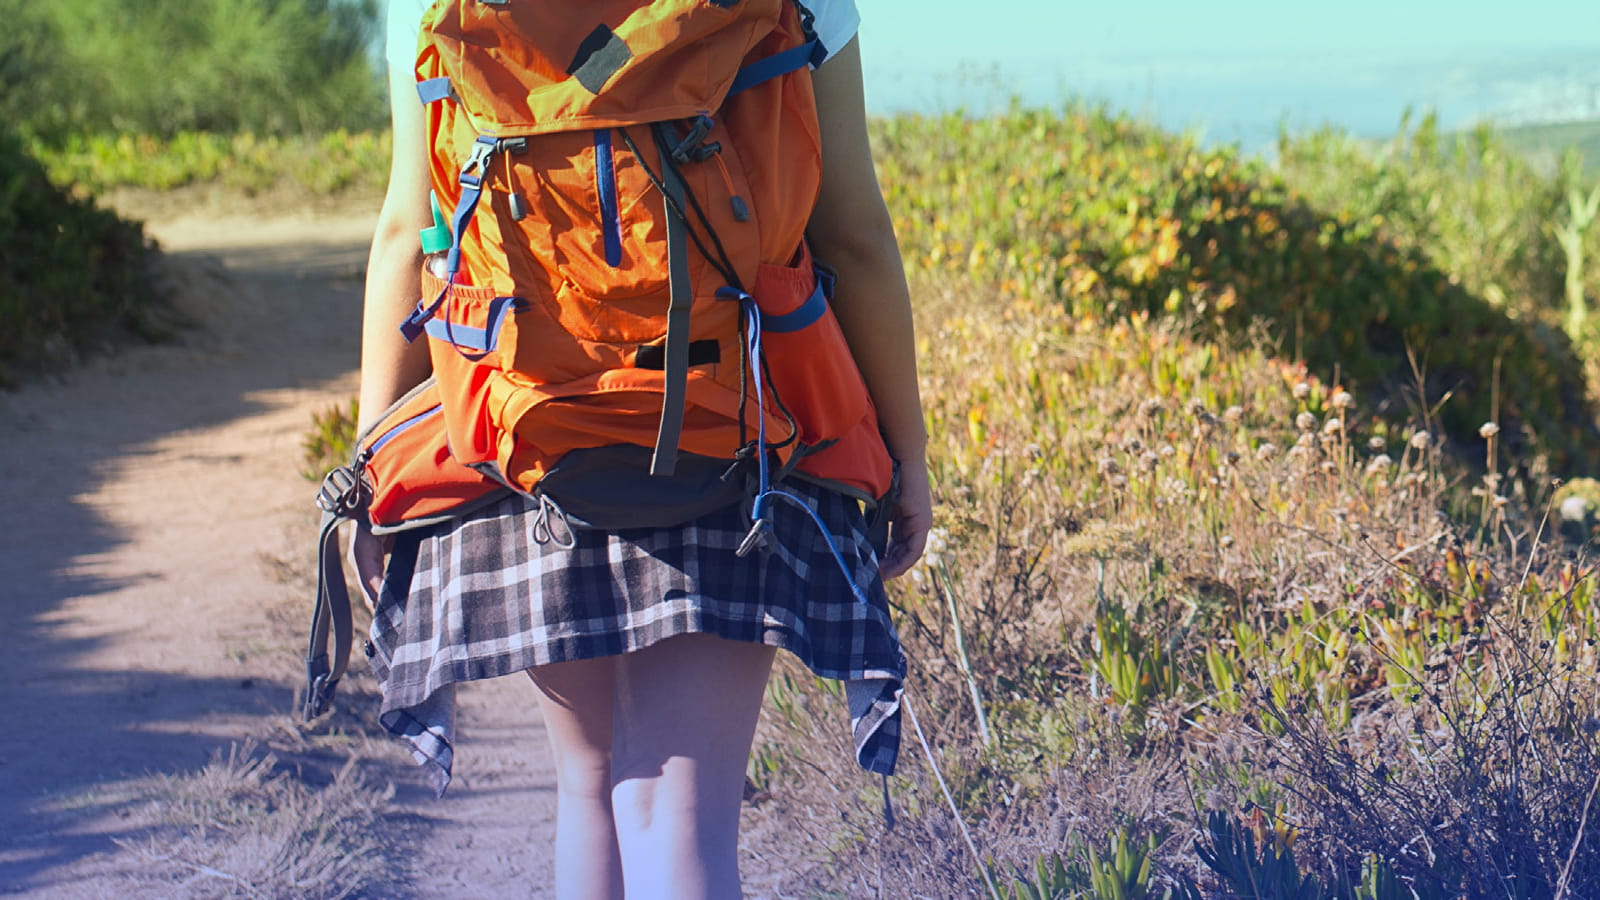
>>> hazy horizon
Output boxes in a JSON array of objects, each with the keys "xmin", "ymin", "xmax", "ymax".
[{"xmin": 857, "ymin": 2, "xmax": 1600, "ymax": 150}]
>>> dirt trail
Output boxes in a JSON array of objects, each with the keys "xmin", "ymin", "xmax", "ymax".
[{"xmin": 0, "ymin": 211, "xmax": 556, "ymax": 898}]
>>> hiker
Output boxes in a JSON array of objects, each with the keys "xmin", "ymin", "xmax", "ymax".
[{"xmin": 350, "ymin": 0, "xmax": 930, "ymax": 895}]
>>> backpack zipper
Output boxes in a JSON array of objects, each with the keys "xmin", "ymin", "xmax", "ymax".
[
  {"xmin": 361, "ymin": 404, "xmax": 446, "ymax": 467},
  {"xmin": 594, "ymin": 128, "xmax": 624, "ymax": 267}
]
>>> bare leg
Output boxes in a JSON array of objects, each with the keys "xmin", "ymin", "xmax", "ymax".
[
  {"xmin": 529, "ymin": 634, "xmax": 774, "ymax": 900},
  {"xmin": 609, "ymin": 634, "xmax": 775, "ymax": 900},
  {"xmin": 529, "ymin": 656, "xmax": 625, "ymax": 900}
]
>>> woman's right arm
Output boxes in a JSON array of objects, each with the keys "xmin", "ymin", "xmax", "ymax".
[{"xmin": 357, "ymin": 54, "xmax": 435, "ymax": 434}]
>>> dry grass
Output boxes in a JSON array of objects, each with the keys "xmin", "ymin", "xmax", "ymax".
[
  {"xmin": 115, "ymin": 737, "xmax": 397, "ymax": 900},
  {"xmin": 742, "ymin": 270, "xmax": 1600, "ymax": 898}
]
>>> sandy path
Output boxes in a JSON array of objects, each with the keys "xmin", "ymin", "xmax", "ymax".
[{"xmin": 0, "ymin": 211, "xmax": 556, "ymax": 898}]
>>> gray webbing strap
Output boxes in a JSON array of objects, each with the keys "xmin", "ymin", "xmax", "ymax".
[
  {"xmin": 650, "ymin": 146, "xmax": 693, "ymax": 476},
  {"xmin": 304, "ymin": 508, "xmax": 353, "ymax": 720}
]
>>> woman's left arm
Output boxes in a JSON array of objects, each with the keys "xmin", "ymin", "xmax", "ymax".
[{"xmin": 804, "ymin": 37, "xmax": 931, "ymax": 578}]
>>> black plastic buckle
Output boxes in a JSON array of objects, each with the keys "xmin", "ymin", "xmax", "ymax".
[
  {"xmin": 316, "ymin": 466, "xmax": 369, "ymax": 518},
  {"xmin": 669, "ymin": 115, "xmax": 717, "ymax": 165}
]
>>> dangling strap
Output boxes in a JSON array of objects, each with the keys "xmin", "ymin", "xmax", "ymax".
[
  {"xmin": 650, "ymin": 143, "xmax": 694, "ymax": 477},
  {"xmin": 303, "ymin": 462, "xmax": 372, "ymax": 719},
  {"xmin": 305, "ymin": 508, "xmax": 353, "ymax": 720}
]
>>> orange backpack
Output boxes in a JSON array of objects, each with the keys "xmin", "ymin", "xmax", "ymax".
[
  {"xmin": 305, "ymin": 0, "xmax": 896, "ymax": 719},
  {"xmin": 402, "ymin": 0, "xmax": 891, "ymax": 513}
]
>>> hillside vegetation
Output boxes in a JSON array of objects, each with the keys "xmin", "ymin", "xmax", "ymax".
[
  {"xmin": 746, "ymin": 109, "xmax": 1600, "ymax": 897},
  {"xmin": 877, "ymin": 108, "xmax": 1600, "ymax": 475}
]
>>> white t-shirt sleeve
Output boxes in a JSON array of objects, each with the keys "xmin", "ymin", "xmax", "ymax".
[
  {"xmin": 797, "ymin": 0, "xmax": 861, "ymax": 65},
  {"xmin": 385, "ymin": 0, "xmax": 431, "ymax": 73},
  {"xmin": 387, "ymin": 0, "xmax": 859, "ymax": 72}
]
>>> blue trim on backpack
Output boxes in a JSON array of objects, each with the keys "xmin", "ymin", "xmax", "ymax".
[
  {"xmin": 594, "ymin": 129, "xmax": 623, "ymax": 267},
  {"xmin": 400, "ymin": 136, "xmax": 499, "ymax": 343},
  {"xmin": 416, "ymin": 77, "xmax": 453, "ymax": 104},
  {"xmin": 759, "ymin": 277, "xmax": 828, "ymax": 333},
  {"xmin": 367, "ymin": 405, "xmax": 444, "ymax": 455},
  {"xmin": 726, "ymin": 40, "xmax": 823, "ymax": 99},
  {"xmin": 421, "ymin": 295, "xmax": 520, "ymax": 354}
]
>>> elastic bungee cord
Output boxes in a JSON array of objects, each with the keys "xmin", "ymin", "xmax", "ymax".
[{"xmin": 739, "ymin": 299, "xmax": 871, "ymax": 606}]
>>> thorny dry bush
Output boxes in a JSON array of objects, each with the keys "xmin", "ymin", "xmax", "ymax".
[{"xmin": 741, "ymin": 275, "xmax": 1600, "ymax": 899}]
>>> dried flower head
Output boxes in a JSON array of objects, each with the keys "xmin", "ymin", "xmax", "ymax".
[
  {"xmin": 1159, "ymin": 444, "xmax": 1177, "ymax": 458},
  {"xmin": 1409, "ymin": 431, "xmax": 1432, "ymax": 450},
  {"xmin": 1292, "ymin": 382, "xmax": 1311, "ymax": 400},
  {"xmin": 921, "ymin": 527, "xmax": 949, "ymax": 567},
  {"xmin": 1367, "ymin": 436, "xmax": 1387, "ymax": 451},
  {"xmin": 1366, "ymin": 454, "xmax": 1394, "ymax": 473},
  {"xmin": 1097, "ymin": 455, "xmax": 1122, "ymax": 475},
  {"xmin": 1140, "ymin": 451, "xmax": 1160, "ymax": 472},
  {"xmin": 1322, "ymin": 417, "xmax": 1343, "ymax": 435},
  {"xmin": 1188, "ymin": 398, "xmax": 1209, "ymax": 416},
  {"xmin": 1331, "ymin": 391, "xmax": 1354, "ymax": 409},
  {"xmin": 1256, "ymin": 443, "xmax": 1279, "ymax": 461},
  {"xmin": 1478, "ymin": 422, "xmax": 1500, "ymax": 439},
  {"xmin": 1296, "ymin": 412, "xmax": 1318, "ymax": 431},
  {"xmin": 1140, "ymin": 397, "xmax": 1165, "ymax": 418},
  {"xmin": 1561, "ymin": 495, "xmax": 1595, "ymax": 522},
  {"xmin": 1222, "ymin": 405, "xmax": 1244, "ymax": 424}
]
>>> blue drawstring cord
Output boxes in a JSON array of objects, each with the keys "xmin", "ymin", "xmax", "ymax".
[{"xmin": 739, "ymin": 297, "xmax": 871, "ymax": 606}]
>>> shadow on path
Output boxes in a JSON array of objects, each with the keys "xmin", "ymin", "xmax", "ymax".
[{"xmin": 0, "ymin": 224, "xmax": 376, "ymax": 893}]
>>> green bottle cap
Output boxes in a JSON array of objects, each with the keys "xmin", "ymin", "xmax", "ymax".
[{"xmin": 420, "ymin": 191, "xmax": 452, "ymax": 255}]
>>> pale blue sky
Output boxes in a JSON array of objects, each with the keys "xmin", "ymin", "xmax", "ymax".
[
  {"xmin": 855, "ymin": 1, "xmax": 1600, "ymax": 148},
  {"xmin": 856, "ymin": 0, "xmax": 1600, "ymax": 60}
]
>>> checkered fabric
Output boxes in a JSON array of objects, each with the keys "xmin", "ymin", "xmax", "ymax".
[{"xmin": 368, "ymin": 478, "xmax": 905, "ymax": 795}]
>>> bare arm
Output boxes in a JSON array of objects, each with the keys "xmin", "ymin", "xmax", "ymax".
[
  {"xmin": 350, "ymin": 56, "xmax": 435, "ymax": 607},
  {"xmin": 357, "ymin": 57, "xmax": 435, "ymax": 434},
  {"xmin": 806, "ymin": 38, "xmax": 931, "ymax": 578}
]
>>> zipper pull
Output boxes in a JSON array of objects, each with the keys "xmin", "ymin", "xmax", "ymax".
[
  {"xmin": 500, "ymin": 151, "xmax": 529, "ymax": 221},
  {"xmin": 710, "ymin": 152, "xmax": 750, "ymax": 222}
]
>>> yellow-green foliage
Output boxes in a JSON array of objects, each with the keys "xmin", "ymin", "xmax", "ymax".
[
  {"xmin": 1276, "ymin": 115, "xmax": 1580, "ymax": 322},
  {"xmin": 41, "ymin": 130, "xmax": 392, "ymax": 197},
  {"xmin": 873, "ymin": 107, "xmax": 1600, "ymax": 472}
]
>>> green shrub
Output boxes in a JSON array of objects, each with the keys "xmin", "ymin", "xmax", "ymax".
[
  {"xmin": 872, "ymin": 106, "xmax": 1600, "ymax": 473},
  {"xmin": 301, "ymin": 398, "xmax": 359, "ymax": 481},
  {"xmin": 8, "ymin": 0, "xmax": 383, "ymax": 142},
  {"xmin": 0, "ymin": 125, "xmax": 162, "ymax": 383}
]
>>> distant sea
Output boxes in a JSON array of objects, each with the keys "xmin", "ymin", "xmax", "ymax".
[{"xmin": 863, "ymin": 45, "xmax": 1600, "ymax": 154}]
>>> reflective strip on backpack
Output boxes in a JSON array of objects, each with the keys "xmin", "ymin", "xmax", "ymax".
[{"xmin": 417, "ymin": 77, "xmax": 454, "ymax": 104}]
